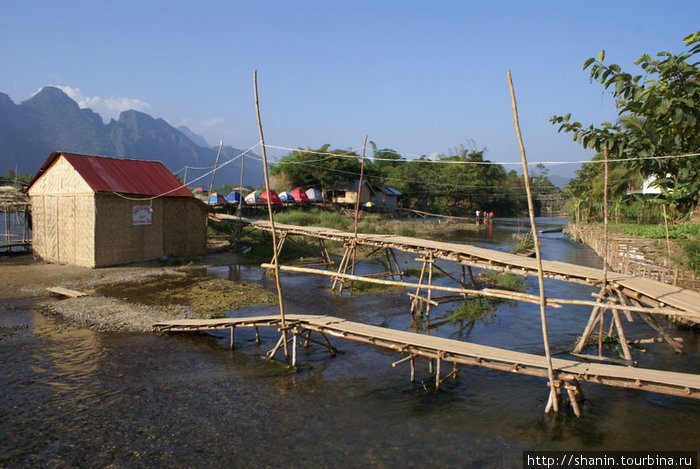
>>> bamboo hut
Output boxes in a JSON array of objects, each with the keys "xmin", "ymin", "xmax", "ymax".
[
  {"xmin": 326, "ymin": 180, "xmax": 372, "ymax": 206},
  {"xmin": 27, "ymin": 152, "xmax": 206, "ymax": 267},
  {"xmin": 0, "ymin": 186, "xmax": 31, "ymax": 251}
]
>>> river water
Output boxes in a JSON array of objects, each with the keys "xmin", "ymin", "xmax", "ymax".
[{"xmin": 1, "ymin": 218, "xmax": 699, "ymax": 468}]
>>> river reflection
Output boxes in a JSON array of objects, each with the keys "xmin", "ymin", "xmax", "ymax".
[{"xmin": 1, "ymin": 218, "xmax": 699, "ymax": 467}]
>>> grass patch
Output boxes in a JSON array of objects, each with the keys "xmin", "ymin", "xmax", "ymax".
[
  {"xmin": 90, "ymin": 274, "xmax": 277, "ymax": 318},
  {"xmin": 478, "ymin": 270, "xmax": 528, "ymax": 292},
  {"xmin": 620, "ymin": 224, "xmax": 700, "ymax": 239},
  {"xmin": 347, "ymin": 280, "xmax": 401, "ymax": 294},
  {"xmin": 449, "ymin": 298, "xmax": 495, "ymax": 324},
  {"xmin": 275, "ymin": 208, "xmax": 350, "ymax": 231}
]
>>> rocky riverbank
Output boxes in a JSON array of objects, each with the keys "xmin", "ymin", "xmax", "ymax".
[{"xmin": 0, "ymin": 251, "xmax": 276, "ymax": 332}]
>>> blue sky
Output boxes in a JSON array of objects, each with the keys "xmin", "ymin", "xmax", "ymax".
[{"xmin": 2, "ymin": 1, "xmax": 698, "ymax": 177}]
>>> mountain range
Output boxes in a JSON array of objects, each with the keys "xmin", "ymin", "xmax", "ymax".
[{"xmin": 0, "ymin": 86, "xmax": 263, "ymax": 189}]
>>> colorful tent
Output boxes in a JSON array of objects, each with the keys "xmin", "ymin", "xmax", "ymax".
[
  {"xmin": 305, "ymin": 188, "xmax": 324, "ymax": 202},
  {"xmin": 259, "ymin": 190, "xmax": 281, "ymax": 204},
  {"xmin": 193, "ymin": 187, "xmax": 208, "ymax": 194},
  {"xmin": 278, "ymin": 191, "xmax": 295, "ymax": 203},
  {"xmin": 225, "ymin": 191, "xmax": 242, "ymax": 204},
  {"xmin": 290, "ymin": 188, "xmax": 310, "ymax": 202},
  {"xmin": 206, "ymin": 192, "xmax": 226, "ymax": 205},
  {"xmin": 244, "ymin": 191, "xmax": 261, "ymax": 204}
]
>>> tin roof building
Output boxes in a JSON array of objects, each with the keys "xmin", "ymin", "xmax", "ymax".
[{"xmin": 27, "ymin": 152, "xmax": 206, "ymax": 267}]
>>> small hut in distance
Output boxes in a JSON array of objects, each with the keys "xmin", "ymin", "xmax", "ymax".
[{"xmin": 27, "ymin": 152, "xmax": 207, "ymax": 268}]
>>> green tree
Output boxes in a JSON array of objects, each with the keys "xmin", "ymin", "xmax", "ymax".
[
  {"xmin": 271, "ymin": 145, "xmax": 361, "ymax": 190},
  {"xmin": 551, "ymin": 31, "xmax": 700, "ymax": 213}
]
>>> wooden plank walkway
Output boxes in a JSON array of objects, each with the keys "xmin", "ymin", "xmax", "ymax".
[
  {"xmin": 153, "ymin": 314, "xmax": 700, "ymax": 400},
  {"xmin": 220, "ymin": 215, "xmax": 700, "ymax": 324}
]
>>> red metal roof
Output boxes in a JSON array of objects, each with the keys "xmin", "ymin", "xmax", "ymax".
[{"xmin": 29, "ymin": 152, "xmax": 194, "ymax": 198}]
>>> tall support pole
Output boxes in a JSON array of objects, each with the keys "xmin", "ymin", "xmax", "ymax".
[
  {"xmin": 208, "ymin": 140, "xmax": 224, "ymax": 196},
  {"xmin": 253, "ymin": 70, "xmax": 288, "ymax": 359},
  {"xmin": 508, "ymin": 70, "xmax": 558, "ymax": 413},
  {"xmin": 349, "ymin": 136, "xmax": 368, "ymax": 290},
  {"xmin": 599, "ymin": 146, "xmax": 611, "ymax": 357},
  {"xmin": 237, "ymin": 153, "xmax": 245, "ymax": 217}
]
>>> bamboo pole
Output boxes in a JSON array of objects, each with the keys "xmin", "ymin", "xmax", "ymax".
[
  {"xmin": 507, "ymin": 70, "xmax": 558, "ymax": 413},
  {"xmin": 208, "ymin": 140, "xmax": 224, "ymax": 196},
  {"xmin": 261, "ymin": 262, "xmax": 695, "ymax": 317},
  {"xmin": 253, "ymin": 70, "xmax": 288, "ymax": 359},
  {"xmin": 598, "ymin": 146, "xmax": 610, "ymax": 356},
  {"xmin": 349, "ymin": 136, "xmax": 368, "ymax": 290}
]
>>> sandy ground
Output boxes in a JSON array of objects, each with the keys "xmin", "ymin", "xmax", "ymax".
[{"xmin": 0, "ymin": 249, "xmax": 257, "ymax": 332}]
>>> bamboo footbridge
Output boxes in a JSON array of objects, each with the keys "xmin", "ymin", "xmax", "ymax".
[
  {"xmin": 152, "ymin": 314, "xmax": 700, "ymax": 416},
  {"xmin": 222, "ymin": 215, "xmax": 700, "ymax": 326}
]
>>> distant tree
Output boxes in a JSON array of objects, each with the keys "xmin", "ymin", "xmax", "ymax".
[
  {"xmin": 270, "ymin": 145, "xmax": 361, "ymax": 190},
  {"xmin": 1, "ymin": 170, "xmax": 33, "ymax": 188}
]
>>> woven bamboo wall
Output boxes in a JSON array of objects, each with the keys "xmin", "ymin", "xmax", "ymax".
[
  {"xmin": 93, "ymin": 194, "xmax": 206, "ymax": 267},
  {"xmin": 94, "ymin": 194, "xmax": 165, "ymax": 267},
  {"xmin": 162, "ymin": 198, "xmax": 207, "ymax": 257},
  {"xmin": 29, "ymin": 194, "xmax": 96, "ymax": 267}
]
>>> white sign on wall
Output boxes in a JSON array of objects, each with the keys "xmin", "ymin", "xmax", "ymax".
[{"xmin": 132, "ymin": 205, "xmax": 153, "ymax": 225}]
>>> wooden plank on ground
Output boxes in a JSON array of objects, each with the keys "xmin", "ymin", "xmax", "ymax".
[{"xmin": 47, "ymin": 287, "xmax": 87, "ymax": 298}]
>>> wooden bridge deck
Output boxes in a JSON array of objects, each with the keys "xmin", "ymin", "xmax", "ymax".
[
  {"xmin": 153, "ymin": 314, "xmax": 700, "ymax": 400},
  {"xmin": 220, "ymin": 215, "xmax": 700, "ymax": 323}
]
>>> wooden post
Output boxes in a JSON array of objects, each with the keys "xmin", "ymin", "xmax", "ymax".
[
  {"xmin": 508, "ymin": 70, "xmax": 558, "ymax": 412},
  {"xmin": 253, "ymin": 70, "xmax": 288, "ymax": 359},
  {"xmin": 230, "ymin": 326, "xmax": 235, "ymax": 349}
]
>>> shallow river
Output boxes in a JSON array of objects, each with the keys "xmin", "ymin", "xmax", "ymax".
[{"xmin": 1, "ymin": 218, "xmax": 699, "ymax": 467}]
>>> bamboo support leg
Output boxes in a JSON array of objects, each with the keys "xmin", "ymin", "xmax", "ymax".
[
  {"xmin": 384, "ymin": 249, "xmax": 396, "ymax": 281},
  {"xmin": 461, "ymin": 266, "xmax": 467, "ymax": 298},
  {"xmin": 319, "ymin": 239, "xmax": 333, "ymax": 267},
  {"xmin": 230, "ymin": 326, "xmax": 235, "ymax": 349},
  {"xmin": 425, "ymin": 256, "xmax": 434, "ymax": 321},
  {"xmin": 318, "ymin": 332, "xmax": 337, "ymax": 356},
  {"xmin": 573, "ymin": 306, "xmax": 602, "ymax": 353},
  {"xmin": 544, "ymin": 384, "xmax": 560, "ymax": 414},
  {"xmin": 410, "ymin": 258, "xmax": 428, "ymax": 315},
  {"xmin": 435, "ymin": 356, "xmax": 441, "ymax": 390},
  {"xmin": 598, "ymin": 309, "xmax": 606, "ymax": 356},
  {"xmin": 389, "ymin": 248, "xmax": 404, "ymax": 281},
  {"xmin": 428, "ymin": 358, "xmax": 434, "ymax": 375},
  {"xmin": 291, "ymin": 332, "xmax": 297, "ymax": 367},
  {"xmin": 254, "ymin": 326, "xmax": 260, "ymax": 344},
  {"xmin": 332, "ymin": 245, "xmax": 352, "ymax": 291},
  {"xmin": 638, "ymin": 311, "xmax": 684, "ymax": 353},
  {"xmin": 267, "ymin": 333, "xmax": 285, "ymax": 359},
  {"xmin": 467, "ymin": 265, "xmax": 477, "ymax": 289},
  {"xmin": 410, "ymin": 358, "xmax": 415, "ymax": 382},
  {"xmin": 611, "ymin": 309, "xmax": 633, "ymax": 363},
  {"xmin": 565, "ymin": 383, "xmax": 582, "ymax": 418}
]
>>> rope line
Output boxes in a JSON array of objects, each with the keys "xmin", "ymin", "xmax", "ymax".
[{"xmin": 264, "ymin": 143, "xmax": 700, "ymax": 167}]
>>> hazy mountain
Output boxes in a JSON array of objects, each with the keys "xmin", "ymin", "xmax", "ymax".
[
  {"xmin": 177, "ymin": 125, "xmax": 210, "ymax": 148},
  {"xmin": 0, "ymin": 86, "xmax": 262, "ymax": 188}
]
